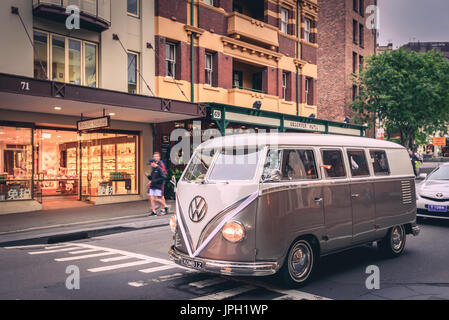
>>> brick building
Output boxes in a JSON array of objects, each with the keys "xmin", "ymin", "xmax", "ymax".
[
  {"xmin": 317, "ymin": 0, "xmax": 377, "ymax": 122},
  {"xmin": 154, "ymin": 0, "xmax": 320, "ymax": 117}
]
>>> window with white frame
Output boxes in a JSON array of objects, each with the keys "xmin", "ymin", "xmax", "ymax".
[
  {"xmin": 33, "ymin": 30, "xmax": 98, "ymax": 87},
  {"xmin": 127, "ymin": 51, "xmax": 139, "ymax": 94},
  {"xmin": 282, "ymin": 72, "xmax": 288, "ymax": 100},
  {"xmin": 205, "ymin": 53, "xmax": 213, "ymax": 86},
  {"xmin": 304, "ymin": 18, "xmax": 311, "ymax": 42},
  {"xmin": 305, "ymin": 77, "xmax": 313, "ymax": 105},
  {"xmin": 203, "ymin": 0, "xmax": 215, "ymax": 6},
  {"xmin": 165, "ymin": 42, "xmax": 176, "ymax": 79},
  {"xmin": 281, "ymin": 8, "xmax": 289, "ymax": 34}
]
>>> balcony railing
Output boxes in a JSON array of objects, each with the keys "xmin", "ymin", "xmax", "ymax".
[
  {"xmin": 33, "ymin": 0, "xmax": 111, "ymax": 31},
  {"xmin": 227, "ymin": 12, "xmax": 279, "ymax": 49}
]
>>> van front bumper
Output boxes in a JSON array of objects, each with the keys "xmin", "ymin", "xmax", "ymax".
[{"xmin": 168, "ymin": 246, "xmax": 279, "ymax": 276}]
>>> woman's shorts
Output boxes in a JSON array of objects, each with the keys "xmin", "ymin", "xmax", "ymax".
[{"xmin": 148, "ymin": 189, "xmax": 162, "ymax": 197}]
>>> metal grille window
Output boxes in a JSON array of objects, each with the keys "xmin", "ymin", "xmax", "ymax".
[
  {"xmin": 304, "ymin": 18, "xmax": 311, "ymax": 42},
  {"xmin": 165, "ymin": 42, "xmax": 176, "ymax": 79},
  {"xmin": 205, "ymin": 53, "xmax": 213, "ymax": 86},
  {"xmin": 281, "ymin": 8, "xmax": 289, "ymax": 34}
]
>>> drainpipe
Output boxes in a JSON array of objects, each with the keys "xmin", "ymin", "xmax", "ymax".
[
  {"xmin": 296, "ymin": 0, "xmax": 300, "ymax": 116},
  {"xmin": 190, "ymin": 0, "xmax": 195, "ymax": 102}
]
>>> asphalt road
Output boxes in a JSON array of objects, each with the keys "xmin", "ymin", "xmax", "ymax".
[{"xmin": 1, "ymin": 218, "xmax": 449, "ymax": 300}]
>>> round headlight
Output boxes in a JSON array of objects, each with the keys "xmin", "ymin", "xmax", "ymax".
[
  {"xmin": 222, "ymin": 221, "xmax": 245, "ymax": 243},
  {"xmin": 169, "ymin": 214, "xmax": 177, "ymax": 233}
]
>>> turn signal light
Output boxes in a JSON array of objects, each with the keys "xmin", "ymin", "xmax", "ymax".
[
  {"xmin": 222, "ymin": 221, "xmax": 245, "ymax": 243},
  {"xmin": 169, "ymin": 214, "xmax": 177, "ymax": 233}
]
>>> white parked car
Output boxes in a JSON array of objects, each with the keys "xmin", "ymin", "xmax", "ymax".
[{"xmin": 416, "ymin": 163, "xmax": 449, "ymax": 219}]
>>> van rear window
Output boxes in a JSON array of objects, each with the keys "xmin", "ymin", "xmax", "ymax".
[{"xmin": 369, "ymin": 150, "xmax": 390, "ymax": 175}]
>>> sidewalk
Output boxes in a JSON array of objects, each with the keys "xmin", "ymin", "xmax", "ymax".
[{"xmin": 0, "ymin": 200, "xmax": 174, "ymax": 244}]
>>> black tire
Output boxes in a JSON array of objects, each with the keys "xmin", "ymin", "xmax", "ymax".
[
  {"xmin": 378, "ymin": 225, "xmax": 406, "ymax": 257},
  {"xmin": 279, "ymin": 238, "xmax": 318, "ymax": 288}
]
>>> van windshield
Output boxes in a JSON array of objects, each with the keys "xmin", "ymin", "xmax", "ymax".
[
  {"xmin": 183, "ymin": 149, "xmax": 215, "ymax": 182},
  {"xmin": 208, "ymin": 148, "xmax": 262, "ymax": 181}
]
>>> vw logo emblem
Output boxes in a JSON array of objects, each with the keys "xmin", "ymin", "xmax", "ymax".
[
  {"xmin": 436, "ymin": 193, "xmax": 444, "ymax": 198},
  {"xmin": 188, "ymin": 196, "xmax": 207, "ymax": 223}
]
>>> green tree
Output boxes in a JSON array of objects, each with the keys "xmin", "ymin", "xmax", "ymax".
[{"xmin": 351, "ymin": 49, "xmax": 449, "ymax": 148}]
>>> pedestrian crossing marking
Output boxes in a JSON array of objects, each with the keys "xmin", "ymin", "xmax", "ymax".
[
  {"xmin": 192, "ymin": 285, "xmax": 256, "ymax": 300},
  {"xmin": 88, "ymin": 260, "xmax": 155, "ymax": 273},
  {"xmin": 55, "ymin": 251, "xmax": 118, "ymax": 261},
  {"xmin": 100, "ymin": 256, "xmax": 134, "ymax": 262},
  {"xmin": 68, "ymin": 248, "xmax": 103, "ymax": 255},
  {"xmin": 28, "ymin": 247, "xmax": 82, "ymax": 255},
  {"xmin": 189, "ymin": 278, "xmax": 227, "ymax": 289},
  {"xmin": 5, "ymin": 242, "xmax": 331, "ymax": 300},
  {"xmin": 138, "ymin": 265, "xmax": 177, "ymax": 274}
]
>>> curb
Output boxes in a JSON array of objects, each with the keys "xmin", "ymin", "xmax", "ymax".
[{"xmin": 0, "ymin": 216, "xmax": 170, "ymax": 247}]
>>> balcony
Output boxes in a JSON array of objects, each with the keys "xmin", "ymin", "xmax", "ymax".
[
  {"xmin": 32, "ymin": 0, "xmax": 111, "ymax": 32},
  {"xmin": 227, "ymin": 12, "xmax": 279, "ymax": 49}
]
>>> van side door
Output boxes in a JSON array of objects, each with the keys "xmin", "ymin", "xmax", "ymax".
[
  {"xmin": 346, "ymin": 149, "xmax": 377, "ymax": 244},
  {"xmin": 320, "ymin": 148, "xmax": 353, "ymax": 252}
]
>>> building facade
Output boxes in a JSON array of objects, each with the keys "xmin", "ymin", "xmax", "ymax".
[
  {"xmin": 402, "ymin": 42, "xmax": 449, "ymax": 60},
  {"xmin": 317, "ymin": 0, "xmax": 377, "ymax": 122},
  {"xmin": 0, "ymin": 0, "xmax": 204, "ymax": 214},
  {"xmin": 154, "ymin": 0, "xmax": 320, "ymax": 117}
]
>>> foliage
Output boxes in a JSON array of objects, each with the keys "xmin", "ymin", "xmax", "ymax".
[{"xmin": 351, "ymin": 49, "xmax": 449, "ymax": 148}]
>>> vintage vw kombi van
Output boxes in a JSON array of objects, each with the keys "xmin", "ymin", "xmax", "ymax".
[{"xmin": 168, "ymin": 133, "xmax": 420, "ymax": 286}]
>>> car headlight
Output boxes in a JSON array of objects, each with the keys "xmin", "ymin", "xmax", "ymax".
[
  {"xmin": 222, "ymin": 221, "xmax": 245, "ymax": 243},
  {"xmin": 169, "ymin": 214, "xmax": 177, "ymax": 233}
]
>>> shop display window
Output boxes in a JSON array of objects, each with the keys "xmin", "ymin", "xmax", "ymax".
[
  {"xmin": 0, "ymin": 126, "xmax": 33, "ymax": 201},
  {"xmin": 81, "ymin": 132, "xmax": 138, "ymax": 198}
]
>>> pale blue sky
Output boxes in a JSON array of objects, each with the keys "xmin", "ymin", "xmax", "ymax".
[{"xmin": 378, "ymin": 0, "xmax": 449, "ymax": 48}]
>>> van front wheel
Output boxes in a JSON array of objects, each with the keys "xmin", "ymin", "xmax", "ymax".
[
  {"xmin": 280, "ymin": 238, "xmax": 316, "ymax": 287},
  {"xmin": 378, "ymin": 225, "xmax": 406, "ymax": 257}
]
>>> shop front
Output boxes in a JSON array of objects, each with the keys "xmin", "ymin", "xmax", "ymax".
[{"xmin": 0, "ymin": 73, "xmax": 205, "ymax": 214}]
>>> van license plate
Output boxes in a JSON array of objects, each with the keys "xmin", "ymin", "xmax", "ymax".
[
  {"xmin": 428, "ymin": 205, "xmax": 447, "ymax": 212},
  {"xmin": 181, "ymin": 258, "xmax": 204, "ymax": 269}
]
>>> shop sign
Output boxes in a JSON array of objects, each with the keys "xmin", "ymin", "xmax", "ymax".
[
  {"xmin": 285, "ymin": 120, "xmax": 325, "ymax": 132},
  {"xmin": 433, "ymin": 137, "xmax": 446, "ymax": 146},
  {"xmin": 77, "ymin": 116, "xmax": 110, "ymax": 131}
]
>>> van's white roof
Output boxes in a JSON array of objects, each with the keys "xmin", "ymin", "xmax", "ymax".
[{"xmin": 199, "ymin": 133, "xmax": 404, "ymax": 150}]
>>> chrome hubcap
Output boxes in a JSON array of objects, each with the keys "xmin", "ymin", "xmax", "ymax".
[
  {"xmin": 289, "ymin": 242, "xmax": 312, "ymax": 280},
  {"xmin": 391, "ymin": 226, "xmax": 404, "ymax": 251}
]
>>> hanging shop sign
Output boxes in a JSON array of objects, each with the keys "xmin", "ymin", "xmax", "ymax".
[{"xmin": 77, "ymin": 116, "xmax": 110, "ymax": 131}]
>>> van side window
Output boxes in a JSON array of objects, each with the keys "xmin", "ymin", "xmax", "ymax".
[
  {"xmin": 370, "ymin": 150, "xmax": 390, "ymax": 175},
  {"xmin": 281, "ymin": 149, "xmax": 318, "ymax": 180},
  {"xmin": 321, "ymin": 149, "xmax": 346, "ymax": 178},
  {"xmin": 347, "ymin": 150, "xmax": 370, "ymax": 177}
]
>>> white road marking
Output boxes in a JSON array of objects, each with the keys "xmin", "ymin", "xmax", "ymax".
[
  {"xmin": 138, "ymin": 265, "xmax": 178, "ymax": 274},
  {"xmin": 234, "ymin": 279, "xmax": 331, "ymax": 300},
  {"xmin": 28, "ymin": 247, "xmax": 82, "ymax": 255},
  {"xmin": 4, "ymin": 244, "xmax": 49, "ymax": 249},
  {"xmin": 189, "ymin": 278, "xmax": 227, "ymax": 289},
  {"xmin": 192, "ymin": 285, "xmax": 256, "ymax": 300},
  {"xmin": 55, "ymin": 252, "xmax": 117, "ymax": 261},
  {"xmin": 128, "ymin": 281, "xmax": 147, "ymax": 288},
  {"xmin": 100, "ymin": 256, "xmax": 134, "ymax": 262},
  {"xmin": 68, "ymin": 248, "xmax": 102, "ymax": 255},
  {"xmin": 88, "ymin": 260, "xmax": 155, "ymax": 273}
]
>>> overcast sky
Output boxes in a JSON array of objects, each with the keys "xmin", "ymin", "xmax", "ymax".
[{"xmin": 378, "ymin": 0, "xmax": 449, "ymax": 48}]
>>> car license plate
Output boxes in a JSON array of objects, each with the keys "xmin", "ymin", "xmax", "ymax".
[
  {"xmin": 181, "ymin": 258, "xmax": 204, "ymax": 270},
  {"xmin": 428, "ymin": 205, "xmax": 447, "ymax": 212}
]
